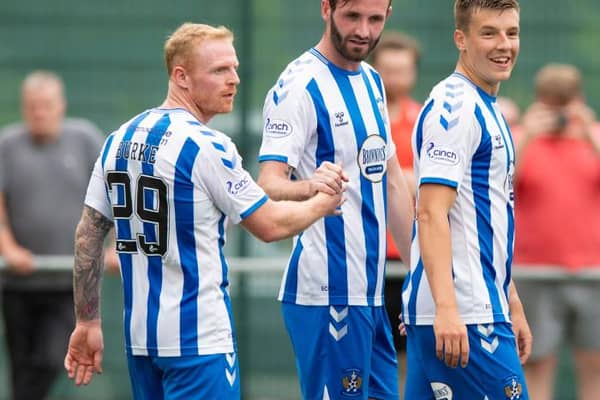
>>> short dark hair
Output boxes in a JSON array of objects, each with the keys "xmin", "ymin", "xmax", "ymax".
[
  {"xmin": 370, "ymin": 31, "xmax": 421, "ymax": 66},
  {"xmin": 329, "ymin": 0, "xmax": 392, "ymax": 11},
  {"xmin": 454, "ymin": 0, "xmax": 520, "ymax": 31}
]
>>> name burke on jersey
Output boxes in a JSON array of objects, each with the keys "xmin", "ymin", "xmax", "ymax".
[{"xmin": 115, "ymin": 140, "xmax": 160, "ymax": 164}]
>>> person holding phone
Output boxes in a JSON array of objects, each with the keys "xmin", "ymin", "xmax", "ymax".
[{"xmin": 514, "ymin": 63, "xmax": 600, "ymax": 400}]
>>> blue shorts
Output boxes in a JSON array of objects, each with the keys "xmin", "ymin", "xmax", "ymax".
[
  {"xmin": 405, "ymin": 323, "xmax": 528, "ymax": 400},
  {"xmin": 126, "ymin": 352, "xmax": 240, "ymax": 400},
  {"xmin": 282, "ymin": 303, "xmax": 399, "ymax": 400}
]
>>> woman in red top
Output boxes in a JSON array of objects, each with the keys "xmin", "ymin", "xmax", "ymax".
[{"xmin": 514, "ymin": 63, "xmax": 600, "ymax": 400}]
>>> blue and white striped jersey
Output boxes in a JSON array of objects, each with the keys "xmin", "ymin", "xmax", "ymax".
[
  {"xmin": 85, "ymin": 108, "xmax": 267, "ymax": 356},
  {"xmin": 402, "ymin": 72, "xmax": 516, "ymax": 325},
  {"xmin": 259, "ymin": 48, "xmax": 395, "ymax": 307}
]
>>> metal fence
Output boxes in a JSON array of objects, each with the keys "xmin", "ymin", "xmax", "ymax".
[{"xmin": 0, "ymin": 256, "xmax": 596, "ymax": 399}]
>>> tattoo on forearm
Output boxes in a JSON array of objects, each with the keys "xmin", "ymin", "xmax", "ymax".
[{"xmin": 73, "ymin": 205, "xmax": 113, "ymax": 321}]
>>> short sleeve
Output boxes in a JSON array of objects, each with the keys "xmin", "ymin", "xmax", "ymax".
[
  {"xmin": 197, "ymin": 136, "xmax": 267, "ymax": 225},
  {"xmin": 258, "ymin": 83, "xmax": 316, "ymax": 169},
  {"xmin": 84, "ymin": 155, "xmax": 113, "ymax": 220},
  {"xmin": 417, "ymin": 100, "xmax": 481, "ymax": 191}
]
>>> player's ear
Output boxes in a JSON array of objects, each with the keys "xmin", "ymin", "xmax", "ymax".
[
  {"xmin": 172, "ymin": 65, "xmax": 189, "ymax": 89},
  {"xmin": 454, "ymin": 29, "xmax": 466, "ymax": 52},
  {"xmin": 321, "ymin": 0, "xmax": 330, "ymax": 22}
]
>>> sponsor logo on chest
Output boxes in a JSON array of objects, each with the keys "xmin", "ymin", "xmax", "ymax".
[{"xmin": 358, "ymin": 135, "xmax": 387, "ymax": 182}]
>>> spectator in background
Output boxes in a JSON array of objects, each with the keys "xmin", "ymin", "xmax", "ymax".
[
  {"xmin": 514, "ymin": 63, "xmax": 600, "ymax": 400},
  {"xmin": 370, "ymin": 30, "xmax": 421, "ymax": 397},
  {"xmin": 0, "ymin": 70, "xmax": 115, "ymax": 400},
  {"xmin": 371, "ymin": 31, "xmax": 421, "ymax": 200}
]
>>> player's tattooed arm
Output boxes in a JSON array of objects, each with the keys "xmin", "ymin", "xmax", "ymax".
[{"xmin": 73, "ymin": 205, "xmax": 113, "ymax": 322}]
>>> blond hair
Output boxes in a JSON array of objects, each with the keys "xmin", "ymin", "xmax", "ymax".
[
  {"xmin": 535, "ymin": 63, "xmax": 582, "ymax": 106},
  {"xmin": 164, "ymin": 23, "xmax": 233, "ymax": 75}
]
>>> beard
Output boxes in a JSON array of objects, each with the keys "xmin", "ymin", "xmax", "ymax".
[{"xmin": 330, "ymin": 15, "xmax": 380, "ymax": 63}]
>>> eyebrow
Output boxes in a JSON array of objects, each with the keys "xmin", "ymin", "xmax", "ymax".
[{"xmin": 479, "ymin": 24, "xmax": 519, "ymax": 31}]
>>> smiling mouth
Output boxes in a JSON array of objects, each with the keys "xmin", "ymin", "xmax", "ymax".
[{"xmin": 491, "ymin": 56, "xmax": 511, "ymax": 66}]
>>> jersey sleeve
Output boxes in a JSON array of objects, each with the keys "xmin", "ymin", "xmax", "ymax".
[
  {"xmin": 196, "ymin": 135, "xmax": 267, "ymax": 225},
  {"xmin": 84, "ymin": 155, "xmax": 113, "ymax": 220},
  {"xmin": 416, "ymin": 97, "xmax": 480, "ymax": 191},
  {"xmin": 258, "ymin": 82, "xmax": 316, "ymax": 169}
]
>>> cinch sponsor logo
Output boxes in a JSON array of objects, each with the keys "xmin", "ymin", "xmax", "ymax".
[
  {"xmin": 264, "ymin": 117, "xmax": 293, "ymax": 137},
  {"xmin": 426, "ymin": 142, "xmax": 459, "ymax": 166},
  {"xmin": 226, "ymin": 177, "xmax": 250, "ymax": 195}
]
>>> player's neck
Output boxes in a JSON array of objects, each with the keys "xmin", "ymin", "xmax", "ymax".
[
  {"xmin": 455, "ymin": 62, "xmax": 500, "ymax": 97},
  {"xmin": 161, "ymin": 88, "xmax": 211, "ymax": 124},
  {"xmin": 29, "ymin": 128, "xmax": 61, "ymax": 146},
  {"xmin": 314, "ymin": 39, "xmax": 361, "ymax": 72}
]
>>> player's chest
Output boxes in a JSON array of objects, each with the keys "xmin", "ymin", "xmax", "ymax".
[{"xmin": 318, "ymin": 106, "xmax": 389, "ymax": 183}]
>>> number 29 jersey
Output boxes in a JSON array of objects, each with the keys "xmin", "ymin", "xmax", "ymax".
[{"xmin": 84, "ymin": 108, "xmax": 267, "ymax": 357}]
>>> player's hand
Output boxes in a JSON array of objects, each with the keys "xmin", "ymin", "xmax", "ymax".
[
  {"xmin": 2, "ymin": 243, "xmax": 35, "ymax": 275},
  {"xmin": 521, "ymin": 102, "xmax": 561, "ymax": 138},
  {"xmin": 510, "ymin": 305, "xmax": 533, "ymax": 364},
  {"xmin": 433, "ymin": 307, "xmax": 469, "ymax": 368},
  {"xmin": 313, "ymin": 189, "xmax": 346, "ymax": 216},
  {"xmin": 65, "ymin": 320, "xmax": 104, "ymax": 386},
  {"xmin": 398, "ymin": 313, "xmax": 406, "ymax": 336},
  {"xmin": 565, "ymin": 101, "xmax": 597, "ymax": 141},
  {"xmin": 309, "ymin": 161, "xmax": 349, "ymax": 196}
]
